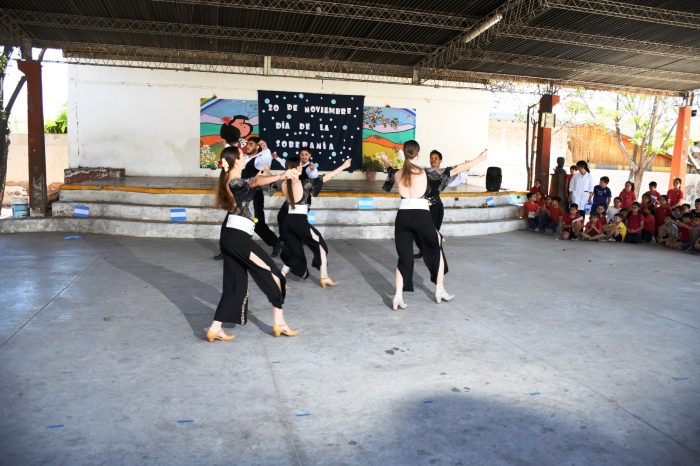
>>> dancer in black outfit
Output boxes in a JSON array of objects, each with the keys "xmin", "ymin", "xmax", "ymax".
[
  {"xmin": 414, "ymin": 149, "xmax": 487, "ymax": 258},
  {"xmin": 277, "ymin": 146, "xmax": 320, "ymax": 243},
  {"xmin": 205, "ymin": 146, "xmax": 298, "ymax": 341},
  {"xmin": 380, "ymin": 140, "xmax": 486, "ymax": 310},
  {"xmin": 213, "ymin": 122, "xmax": 243, "ymax": 261},
  {"xmin": 279, "ymin": 157, "xmax": 351, "ymax": 287},
  {"xmin": 242, "ymin": 138, "xmax": 283, "ymax": 257}
]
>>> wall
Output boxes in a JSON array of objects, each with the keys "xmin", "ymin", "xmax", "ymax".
[{"xmin": 68, "ymin": 65, "xmax": 490, "ymax": 178}]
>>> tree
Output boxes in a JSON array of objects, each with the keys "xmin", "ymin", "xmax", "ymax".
[{"xmin": 568, "ymin": 91, "xmax": 679, "ymax": 190}]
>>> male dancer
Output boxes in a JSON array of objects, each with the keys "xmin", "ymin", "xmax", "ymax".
[{"xmin": 242, "ymin": 137, "xmax": 284, "ymax": 256}]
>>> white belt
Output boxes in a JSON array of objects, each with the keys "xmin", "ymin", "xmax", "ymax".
[
  {"xmin": 288, "ymin": 204, "xmax": 309, "ymax": 215},
  {"xmin": 226, "ymin": 214, "xmax": 255, "ymax": 235},
  {"xmin": 399, "ymin": 198, "xmax": 429, "ymax": 211}
]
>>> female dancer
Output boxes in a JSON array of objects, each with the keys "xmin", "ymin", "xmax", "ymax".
[
  {"xmin": 380, "ymin": 141, "xmax": 487, "ymax": 310},
  {"xmin": 206, "ymin": 146, "xmax": 297, "ymax": 342},
  {"xmin": 279, "ymin": 157, "xmax": 352, "ymax": 287}
]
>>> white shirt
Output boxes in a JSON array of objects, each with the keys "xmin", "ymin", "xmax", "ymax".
[
  {"xmin": 569, "ymin": 171, "xmax": 594, "ymax": 209},
  {"xmin": 302, "ymin": 161, "xmax": 319, "ymax": 179}
]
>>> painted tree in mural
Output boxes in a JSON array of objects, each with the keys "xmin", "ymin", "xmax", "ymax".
[
  {"xmin": 568, "ymin": 91, "xmax": 679, "ymax": 190},
  {"xmin": 363, "ymin": 107, "xmax": 399, "ymax": 130},
  {"xmin": 0, "ymin": 46, "xmax": 45, "ymax": 208}
]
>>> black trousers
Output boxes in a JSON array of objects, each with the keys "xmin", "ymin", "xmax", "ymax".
[
  {"xmin": 214, "ymin": 216, "xmax": 286, "ymax": 324},
  {"xmin": 277, "ymin": 201, "xmax": 289, "ymax": 242},
  {"xmin": 430, "ymin": 202, "xmax": 444, "ymax": 231},
  {"xmin": 395, "ymin": 209, "xmax": 448, "ymax": 292},
  {"xmin": 253, "ymin": 190, "xmax": 279, "ymax": 247},
  {"xmin": 280, "ymin": 212, "xmax": 328, "ymax": 279}
]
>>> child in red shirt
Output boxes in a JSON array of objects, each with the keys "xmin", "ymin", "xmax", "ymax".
[
  {"xmin": 561, "ymin": 204, "xmax": 584, "ymax": 240},
  {"xmin": 582, "ymin": 212, "xmax": 605, "ymax": 241},
  {"xmin": 542, "ymin": 196, "xmax": 564, "ymax": 233},
  {"xmin": 667, "ymin": 214, "xmax": 694, "ymax": 250},
  {"xmin": 624, "ymin": 202, "xmax": 644, "ymax": 244},
  {"xmin": 667, "ymin": 178, "xmax": 684, "ymax": 208},
  {"xmin": 619, "ymin": 181, "xmax": 636, "ymax": 209},
  {"xmin": 530, "ymin": 179, "xmax": 545, "ymax": 197},
  {"xmin": 654, "ymin": 195, "xmax": 672, "ymax": 234},
  {"xmin": 522, "ymin": 192, "xmax": 540, "ymax": 231},
  {"xmin": 641, "ymin": 206, "xmax": 656, "ymax": 243}
]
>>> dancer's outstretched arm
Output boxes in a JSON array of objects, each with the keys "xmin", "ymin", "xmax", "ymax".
[
  {"xmin": 250, "ymin": 170, "xmax": 294, "ymax": 188},
  {"xmin": 449, "ymin": 149, "xmax": 488, "ymax": 176},
  {"xmin": 321, "ymin": 158, "xmax": 352, "ymax": 183}
]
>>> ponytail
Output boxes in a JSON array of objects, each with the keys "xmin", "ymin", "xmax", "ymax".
[
  {"xmin": 216, "ymin": 146, "xmax": 240, "ymax": 212},
  {"xmin": 400, "ymin": 140, "xmax": 421, "ymax": 187},
  {"xmin": 285, "ymin": 157, "xmax": 302, "ymax": 209}
]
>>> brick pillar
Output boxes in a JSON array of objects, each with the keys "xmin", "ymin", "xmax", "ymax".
[
  {"xmin": 669, "ymin": 106, "xmax": 691, "ymax": 190},
  {"xmin": 17, "ymin": 60, "xmax": 47, "ymax": 216},
  {"xmin": 534, "ymin": 94, "xmax": 560, "ymax": 193}
]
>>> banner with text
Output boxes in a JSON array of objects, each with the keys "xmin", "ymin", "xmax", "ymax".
[{"xmin": 258, "ymin": 91, "xmax": 364, "ymax": 171}]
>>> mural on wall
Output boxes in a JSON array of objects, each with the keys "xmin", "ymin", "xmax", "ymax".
[
  {"xmin": 362, "ymin": 107, "xmax": 416, "ymax": 170},
  {"xmin": 199, "ymin": 97, "xmax": 259, "ymax": 169},
  {"xmin": 200, "ymin": 97, "xmax": 417, "ymax": 171}
]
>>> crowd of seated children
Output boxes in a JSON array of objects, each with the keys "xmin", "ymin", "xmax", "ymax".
[{"xmin": 523, "ymin": 176, "xmax": 699, "ymax": 254}]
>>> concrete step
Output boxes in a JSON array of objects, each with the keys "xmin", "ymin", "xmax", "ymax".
[
  {"xmin": 0, "ymin": 216, "xmax": 524, "ymax": 239},
  {"xmin": 59, "ymin": 187, "xmax": 526, "ymax": 209},
  {"xmin": 52, "ymin": 201, "xmax": 519, "ymax": 224}
]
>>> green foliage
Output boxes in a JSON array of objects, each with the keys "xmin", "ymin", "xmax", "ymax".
[
  {"xmin": 44, "ymin": 104, "xmax": 68, "ymax": 134},
  {"xmin": 361, "ymin": 150, "xmax": 403, "ymax": 172},
  {"xmin": 363, "ymin": 107, "xmax": 399, "ymax": 129}
]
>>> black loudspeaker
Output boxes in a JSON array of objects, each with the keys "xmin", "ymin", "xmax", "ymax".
[{"xmin": 485, "ymin": 166, "xmax": 502, "ymax": 192}]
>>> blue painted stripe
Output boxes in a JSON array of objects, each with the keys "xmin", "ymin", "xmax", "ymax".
[
  {"xmin": 307, "ymin": 211, "xmax": 316, "ymax": 225},
  {"xmin": 358, "ymin": 197, "xmax": 374, "ymax": 210}
]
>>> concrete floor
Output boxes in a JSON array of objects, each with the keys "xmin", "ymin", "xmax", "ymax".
[{"xmin": 0, "ymin": 231, "xmax": 698, "ymax": 466}]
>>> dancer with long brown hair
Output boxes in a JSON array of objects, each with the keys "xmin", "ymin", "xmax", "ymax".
[
  {"xmin": 206, "ymin": 146, "xmax": 297, "ymax": 342},
  {"xmin": 278, "ymin": 157, "xmax": 352, "ymax": 287},
  {"xmin": 381, "ymin": 140, "xmax": 487, "ymax": 310}
]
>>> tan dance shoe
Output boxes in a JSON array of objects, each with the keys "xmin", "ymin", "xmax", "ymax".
[
  {"xmin": 205, "ymin": 328, "xmax": 236, "ymax": 342},
  {"xmin": 319, "ymin": 277, "xmax": 338, "ymax": 288},
  {"xmin": 272, "ymin": 323, "xmax": 298, "ymax": 337}
]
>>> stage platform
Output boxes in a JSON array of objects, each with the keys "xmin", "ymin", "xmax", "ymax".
[{"xmin": 1, "ymin": 177, "xmax": 526, "ymax": 239}]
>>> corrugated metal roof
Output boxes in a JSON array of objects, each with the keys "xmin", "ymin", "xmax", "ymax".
[{"xmin": 1, "ymin": 0, "xmax": 698, "ymax": 93}]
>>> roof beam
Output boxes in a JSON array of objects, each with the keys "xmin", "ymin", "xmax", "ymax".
[
  {"xmin": 151, "ymin": 0, "xmax": 477, "ymax": 31},
  {"xmin": 461, "ymin": 49, "xmax": 700, "ymax": 86},
  {"xmin": 417, "ymin": 0, "xmax": 553, "ymax": 80},
  {"xmin": 34, "ymin": 41, "xmax": 681, "ymax": 95},
  {"xmin": 503, "ymin": 26, "xmax": 700, "ymax": 61},
  {"xmin": 546, "ymin": 0, "xmax": 700, "ymax": 30},
  {"xmin": 0, "ymin": 9, "xmax": 30, "ymax": 47},
  {"xmin": 2, "ymin": 9, "xmax": 435, "ymax": 56}
]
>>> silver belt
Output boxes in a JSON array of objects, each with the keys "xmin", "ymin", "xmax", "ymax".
[
  {"xmin": 226, "ymin": 214, "xmax": 255, "ymax": 235},
  {"xmin": 399, "ymin": 198, "xmax": 429, "ymax": 211}
]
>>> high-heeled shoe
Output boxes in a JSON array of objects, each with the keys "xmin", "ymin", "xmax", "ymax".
[
  {"xmin": 319, "ymin": 277, "xmax": 338, "ymax": 288},
  {"xmin": 392, "ymin": 295, "xmax": 407, "ymax": 310},
  {"xmin": 435, "ymin": 290, "xmax": 454, "ymax": 304},
  {"xmin": 272, "ymin": 323, "xmax": 298, "ymax": 337},
  {"xmin": 205, "ymin": 328, "xmax": 236, "ymax": 342}
]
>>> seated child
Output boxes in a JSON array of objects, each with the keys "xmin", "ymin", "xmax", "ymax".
[
  {"xmin": 681, "ymin": 203, "xmax": 691, "ymax": 214},
  {"xmin": 654, "ymin": 195, "xmax": 672, "ymax": 235},
  {"xmin": 594, "ymin": 204, "xmax": 608, "ymax": 224},
  {"xmin": 561, "ymin": 203, "xmax": 584, "ymax": 240},
  {"xmin": 582, "ymin": 212, "xmax": 605, "ymax": 241},
  {"xmin": 694, "ymin": 198, "xmax": 700, "ymax": 216},
  {"xmin": 640, "ymin": 193, "xmax": 655, "ymax": 215},
  {"xmin": 539, "ymin": 196, "xmax": 563, "ymax": 233},
  {"xmin": 656, "ymin": 215, "xmax": 678, "ymax": 246},
  {"xmin": 624, "ymin": 202, "xmax": 644, "ymax": 244},
  {"xmin": 641, "ymin": 206, "xmax": 656, "ymax": 243},
  {"xmin": 667, "ymin": 214, "xmax": 693, "ymax": 250},
  {"xmin": 605, "ymin": 213, "xmax": 627, "ymax": 242},
  {"xmin": 522, "ymin": 192, "xmax": 540, "ymax": 231},
  {"xmin": 607, "ymin": 197, "xmax": 622, "ymax": 223}
]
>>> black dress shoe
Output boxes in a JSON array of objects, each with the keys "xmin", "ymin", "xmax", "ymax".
[
  {"xmin": 213, "ymin": 253, "xmax": 224, "ymax": 260},
  {"xmin": 271, "ymin": 240, "xmax": 281, "ymax": 257}
]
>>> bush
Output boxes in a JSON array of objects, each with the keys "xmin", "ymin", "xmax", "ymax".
[
  {"xmin": 45, "ymin": 104, "xmax": 67, "ymax": 134},
  {"xmin": 361, "ymin": 151, "xmax": 404, "ymax": 172}
]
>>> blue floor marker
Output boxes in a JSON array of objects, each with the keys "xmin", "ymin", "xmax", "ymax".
[
  {"xmin": 423, "ymin": 400, "xmax": 434, "ymax": 404},
  {"xmin": 46, "ymin": 424, "xmax": 64, "ymax": 429},
  {"xmin": 529, "ymin": 391, "xmax": 541, "ymax": 396},
  {"xmin": 295, "ymin": 412, "xmax": 310, "ymax": 417},
  {"xmin": 64, "ymin": 235, "xmax": 82, "ymax": 240},
  {"xmin": 672, "ymin": 377, "xmax": 689, "ymax": 381},
  {"xmin": 176, "ymin": 420, "xmax": 194, "ymax": 423},
  {"xmin": 270, "ymin": 361, "xmax": 281, "ymax": 364}
]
